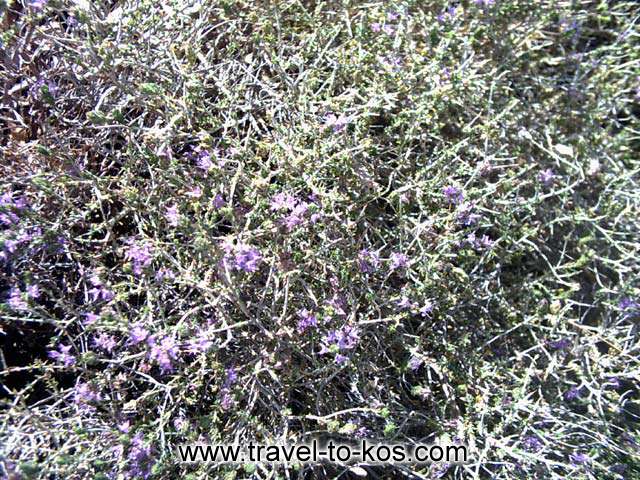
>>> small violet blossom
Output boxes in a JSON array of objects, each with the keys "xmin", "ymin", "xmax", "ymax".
[
  {"xmin": 213, "ymin": 193, "xmax": 225, "ymax": 209},
  {"xmin": 165, "ymin": 204, "xmax": 180, "ymax": 227},
  {"xmin": 93, "ymin": 332, "xmax": 117, "ymax": 353},
  {"xmin": 7, "ymin": 287, "xmax": 27, "ymax": 310},
  {"xmin": 358, "ymin": 248, "xmax": 381, "ymax": 273},
  {"xmin": 48, "ymin": 344, "xmax": 76, "ymax": 367},
  {"xmin": 443, "ymin": 185, "xmax": 464, "ymax": 205},
  {"xmin": 233, "ymin": 244, "xmax": 262, "ymax": 273},
  {"xmin": 389, "ymin": 252, "xmax": 409, "ymax": 271},
  {"xmin": 127, "ymin": 432, "xmax": 154, "ymax": 479},
  {"xmin": 125, "ymin": 239, "xmax": 154, "ymax": 275},
  {"xmin": 147, "ymin": 335, "xmax": 179, "ymax": 372},
  {"xmin": 129, "ymin": 324, "xmax": 149, "ymax": 345},
  {"xmin": 297, "ymin": 309, "xmax": 318, "ymax": 333},
  {"xmin": 324, "ymin": 112, "xmax": 352, "ymax": 133},
  {"xmin": 538, "ymin": 169, "xmax": 555, "ymax": 187}
]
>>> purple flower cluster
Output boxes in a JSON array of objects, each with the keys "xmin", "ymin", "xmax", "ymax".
[
  {"xmin": 147, "ymin": 335, "xmax": 179, "ymax": 372},
  {"xmin": 319, "ymin": 324, "xmax": 360, "ymax": 363},
  {"xmin": 0, "ymin": 192, "xmax": 27, "ymax": 226},
  {"xmin": 187, "ymin": 328, "xmax": 213, "ymax": 354},
  {"xmin": 127, "ymin": 433, "xmax": 154, "ymax": 479},
  {"xmin": 457, "ymin": 203, "xmax": 480, "ymax": 226},
  {"xmin": 538, "ymin": 169, "xmax": 555, "ymax": 187},
  {"xmin": 129, "ymin": 323, "xmax": 149, "ymax": 345},
  {"xmin": 93, "ymin": 332, "xmax": 117, "ymax": 353},
  {"xmin": 474, "ymin": 0, "xmax": 495, "ymax": 6},
  {"xmin": 165, "ymin": 204, "xmax": 179, "ymax": 227},
  {"xmin": 270, "ymin": 192, "xmax": 313, "ymax": 231},
  {"xmin": 48, "ymin": 344, "xmax": 76, "ymax": 367},
  {"xmin": 213, "ymin": 193, "xmax": 225, "ymax": 209},
  {"xmin": 220, "ymin": 367, "xmax": 238, "ymax": 410},
  {"xmin": 437, "ymin": 6, "xmax": 458, "ymax": 23},
  {"xmin": 6, "ymin": 287, "xmax": 28, "ymax": 310},
  {"xmin": 74, "ymin": 381, "xmax": 101, "ymax": 407},
  {"xmin": 358, "ymin": 248, "xmax": 381, "ymax": 273},
  {"xmin": 522, "ymin": 434, "xmax": 543, "ymax": 452},
  {"xmin": 297, "ymin": 309, "xmax": 318, "ymax": 333},
  {"xmin": 323, "ymin": 112, "xmax": 353, "ymax": 133},
  {"xmin": 326, "ymin": 293, "xmax": 347, "ymax": 316},
  {"xmin": 408, "ymin": 355, "xmax": 423, "ymax": 371},
  {"xmin": 125, "ymin": 239, "xmax": 154, "ymax": 275},
  {"xmin": 465, "ymin": 232, "xmax": 494, "ymax": 250},
  {"xmin": 232, "ymin": 244, "xmax": 262, "ymax": 273},
  {"xmin": 188, "ymin": 147, "xmax": 220, "ymax": 173},
  {"xmin": 87, "ymin": 274, "xmax": 115, "ymax": 302},
  {"xmin": 389, "ymin": 252, "xmax": 409, "ymax": 270},
  {"xmin": 547, "ymin": 338, "xmax": 571, "ymax": 351},
  {"xmin": 443, "ymin": 185, "xmax": 464, "ymax": 205}
]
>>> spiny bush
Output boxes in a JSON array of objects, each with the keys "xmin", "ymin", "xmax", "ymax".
[{"xmin": 1, "ymin": 0, "xmax": 639, "ymax": 478}]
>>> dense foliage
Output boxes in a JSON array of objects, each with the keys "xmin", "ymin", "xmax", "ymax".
[{"xmin": 1, "ymin": 0, "xmax": 639, "ymax": 478}]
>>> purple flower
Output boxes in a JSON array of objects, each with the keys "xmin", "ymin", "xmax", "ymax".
[
  {"xmin": 320, "ymin": 325, "xmax": 360, "ymax": 357},
  {"xmin": 213, "ymin": 193, "xmax": 225, "ymax": 209},
  {"xmin": 194, "ymin": 149, "xmax": 215, "ymax": 172},
  {"xmin": 443, "ymin": 185, "xmax": 464, "ymax": 204},
  {"xmin": 186, "ymin": 186, "xmax": 202, "ymax": 198},
  {"xmin": 220, "ymin": 391, "xmax": 234, "ymax": 410},
  {"xmin": 165, "ymin": 204, "xmax": 179, "ymax": 227},
  {"xmin": 83, "ymin": 312, "xmax": 100, "ymax": 325},
  {"xmin": 93, "ymin": 332, "xmax": 117, "ymax": 353},
  {"xmin": 324, "ymin": 112, "xmax": 352, "ymax": 133},
  {"xmin": 371, "ymin": 22, "xmax": 382, "ymax": 32},
  {"xmin": 569, "ymin": 452, "xmax": 590, "ymax": 466},
  {"xmin": 26, "ymin": 284, "xmax": 40, "ymax": 299},
  {"xmin": 538, "ymin": 169, "xmax": 555, "ymax": 187},
  {"xmin": 457, "ymin": 203, "xmax": 480, "ymax": 226},
  {"xmin": 475, "ymin": 0, "xmax": 495, "ymax": 6},
  {"xmin": 270, "ymin": 192, "xmax": 297, "ymax": 211},
  {"xmin": 408, "ymin": 356, "xmax": 423, "ymax": 371},
  {"xmin": 548, "ymin": 338, "xmax": 571, "ymax": 351},
  {"xmin": 387, "ymin": 11, "xmax": 400, "ymax": 21},
  {"xmin": 7, "ymin": 287, "xmax": 27, "ymax": 310},
  {"xmin": 419, "ymin": 301, "xmax": 434, "ymax": 317},
  {"xmin": 88, "ymin": 285, "xmax": 115, "ymax": 302},
  {"xmin": 130, "ymin": 324, "xmax": 149, "ymax": 345},
  {"xmin": 155, "ymin": 268, "xmax": 176, "ymax": 282},
  {"xmin": 358, "ymin": 248, "xmax": 381, "ymax": 273},
  {"xmin": 620, "ymin": 297, "xmax": 639, "ymax": 310},
  {"xmin": 297, "ymin": 309, "xmax": 318, "ymax": 333},
  {"xmin": 187, "ymin": 329, "xmax": 212, "ymax": 354},
  {"xmin": 563, "ymin": 386, "xmax": 583, "ymax": 401},
  {"xmin": 397, "ymin": 296, "xmax": 415, "ymax": 309},
  {"xmin": 48, "ymin": 344, "xmax": 76, "ymax": 367},
  {"xmin": 389, "ymin": 252, "xmax": 409, "ymax": 270},
  {"xmin": 224, "ymin": 367, "xmax": 238, "ymax": 387},
  {"xmin": 522, "ymin": 435, "xmax": 543, "ymax": 452},
  {"xmin": 29, "ymin": 0, "xmax": 48, "ymax": 10},
  {"xmin": 281, "ymin": 202, "xmax": 310, "ymax": 231},
  {"xmin": 118, "ymin": 420, "xmax": 131, "ymax": 433},
  {"xmin": 382, "ymin": 24, "xmax": 395, "ymax": 35},
  {"xmin": 148, "ymin": 335, "xmax": 179, "ymax": 372},
  {"xmin": 233, "ymin": 244, "xmax": 262, "ymax": 273},
  {"xmin": 327, "ymin": 293, "xmax": 347, "ymax": 316},
  {"xmin": 125, "ymin": 239, "xmax": 154, "ymax": 275},
  {"xmin": 74, "ymin": 381, "xmax": 101, "ymax": 405},
  {"xmin": 336, "ymin": 325, "xmax": 360, "ymax": 350},
  {"xmin": 127, "ymin": 432, "xmax": 154, "ymax": 479},
  {"xmin": 335, "ymin": 353, "xmax": 349, "ymax": 364}
]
